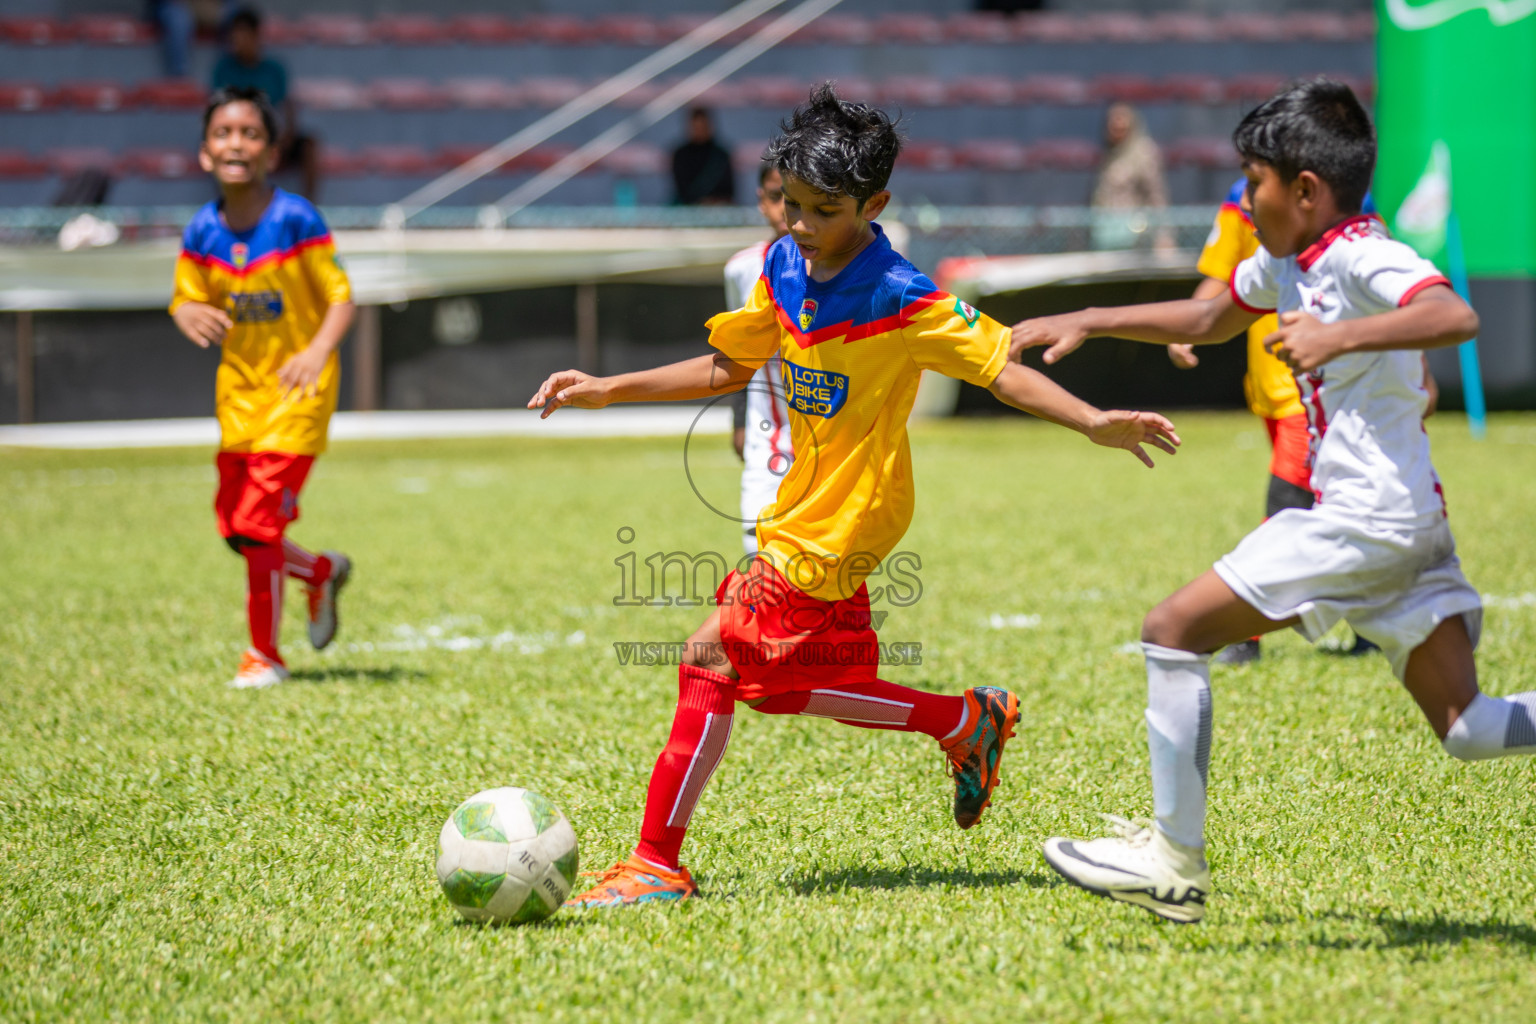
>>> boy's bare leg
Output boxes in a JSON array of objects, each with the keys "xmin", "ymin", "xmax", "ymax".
[
  {"xmin": 1409, "ymin": 614, "xmax": 1536, "ymax": 760},
  {"xmin": 1142, "ymin": 570, "xmax": 1299, "ymax": 653}
]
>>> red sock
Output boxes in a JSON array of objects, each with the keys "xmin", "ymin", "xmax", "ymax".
[
  {"xmin": 634, "ymin": 664, "xmax": 737, "ymax": 871},
  {"xmin": 281, "ymin": 538, "xmax": 331, "ymax": 584},
  {"xmin": 243, "ymin": 541, "xmax": 285, "ymax": 663},
  {"xmin": 750, "ymin": 680, "xmax": 966, "ymax": 741}
]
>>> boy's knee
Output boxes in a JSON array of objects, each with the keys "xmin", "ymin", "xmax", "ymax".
[
  {"xmin": 1141, "ymin": 603, "xmax": 1182, "ymax": 648},
  {"xmin": 224, "ymin": 534, "xmax": 260, "ymax": 555}
]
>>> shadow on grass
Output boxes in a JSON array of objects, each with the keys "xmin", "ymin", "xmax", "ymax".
[
  {"xmin": 1266, "ymin": 910, "xmax": 1536, "ymax": 950},
  {"xmin": 453, "ymin": 913, "xmax": 589, "ymax": 932},
  {"xmin": 789, "ymin": 864, "xmax": 1055, "ymax": 896},
  {"xmin": 288, "ymin": 666, "xmax": 429, "ymax": 685}
]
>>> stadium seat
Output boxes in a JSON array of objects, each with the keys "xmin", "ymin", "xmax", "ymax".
[
  {"xmin": 526, "ymin": 16, "xmax": 594, "ymax": 46},
  {"xmin": 1091, "ymin": 13, "xmax": 1151, "ymax": 43},
  {"xmin": 1225, "ymin": 74, "xmax": 1288, "ymax": 104},
  {"xmin": 130, "ymin": 79, "xmax": 208, "ymax": 111},
  {"xmin": 259, "ymin": 16, "xmax": 306, "ymax": 47},
  {"xmin": 46, "ymin": 148, "xmax": 118, "ymax": 176},
  {"xmin": 442, "ymin": 78, "xmax": 523, "ymax": 110},
  {"xmin": 897, "ymin": 141, "xmax": 955, "ymax": 172},
  {"xmin": 370, "ymin": 78, "xmax": 449, "ymax": 111},
  {"xmin": 1165, "ymin": 137, "xmax": 1236, "ymax": 170},
  {"xmin": 445, "ymin": 14, "xmax": 524, "ymax": 45},
  {"xmin": 374, "ymin": 15, "xmax": 449, "ymax": 46},
  {"xmin": 509, "ymin": 145, "xmax": 575, "ymax": 173},
  {"xmin": 691, "ymin": 80, "xmax": 747, "ymax": 108},
  {"xmin": 437, "ymin": 144, "xmax": 515, "ymax": 175},
  {"xmin": 359, "ymin": 145, "xmax": 439, "ymax": 176},
  {"xmin": 1, "ymin": 18, "xmax": 72, "ymax": 46},
  {"xmin": 300, "ymin": 15, "xmax": 373, "ymax": 46},
  {"xmin": 52, "ymin": 81, "xmax": 131, "ymax": 112},
  {"xmin": 790, "ymin": 15, "xmax": 871, "ymax": 45},
  {"xmin": 1012, "ymin": 14, "xmax": 1092, "ymax": 44},
  {"xmin": 292, "ymin": 78, "xmax": 372, "ymax": 111},
  {"xmin": 955, "ymin": 139, "xmax": 1030, "ymax": 173},
  {"xmin": 521, "ymin": 77, "xmax": 586, "ymax": 109},
  {"xmin": 1296, "ymin": 12, "xmax": 1358, "ymax": 41},
  {"xmin": 876, "ymin": 15, "xmax": 945, "ymax": 45},
  {"xmin": 1029, "ymin": 138, "xmax": 1101, "ymax": 171},
  {"xmin": 944, "ymin": 13, "xmax": 1010, "ymax": 44},
  {"xmin": 318, "ymin": 148, "xmax": 366, "ymax": 177},
  {"xmin": 1147, "ymin": 13, "xmax": 1219, "ymax": 43},
  {"xmin": 599, "ymin": 143, "xmax": 664, "ymax": 176},
  {"xmin": 0, "ymin": 151, "xmax": 50, "ymax": 178},
  {"xmin": 121, "ymin": 148, "xmax": 200, "ymax": 179},
  {"xmin": 612, "ymin": 80, "xmax": 667, "ymax": 109},
  {"xmin": 879, "ymin": 76, "xmax": 948, "ymax": 108},
  {"xmin": 73, "ymin": 15, "xmax": 154, "ymax": 45},
  {"xmin": 1016, "ymin": 75, "xmax": 1092, "ymax": 106},
  {"xmin": 595, "ymin": 15, "xmax": 664, "ymax": 46},
  {"xmin": 1161, "ymin": 74, "xmax": 1226, "ymax": 105},
  {"xmin": 946, "ymin": 76, "xmax": 1018, "ymax": 106},
  {"xmin": 1216, "ymin": 14, "xmax": 1290, "ymax": 43},
  {"xmin": 742, "ymin": 77, "xmax": 806, "ymax": 108},
  {"xmin": 0, "ymin": 83, "xmax": 51, "ymax": 112},
  {"xmin": 1092, "ymin": 75, "xmax": 1165, "ymax": 104}
]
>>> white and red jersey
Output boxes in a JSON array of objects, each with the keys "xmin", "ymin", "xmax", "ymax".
[
  {"xmin": 724, "ymin": 241, "xmax": 794, "ymax": 482},
  {"xmin": 1230, "ymin": 215, "xmax": 1452, "ymax": 528}
]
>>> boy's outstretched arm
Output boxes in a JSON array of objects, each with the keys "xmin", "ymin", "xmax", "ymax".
[
  {"xmin": 987, "ymin": 362, "xmax": 1180, "ymax": 468},
  {"xmin": 528, "ymin": 352, "xmax": 757, "ymax": 418},
  {"xmin": 1010, "ymin": 290, "xmax": 1259, "ymax": 365},
  {"xmin": 1264, "ymin": 285, "xmax": 1479, "ymax": 373}
]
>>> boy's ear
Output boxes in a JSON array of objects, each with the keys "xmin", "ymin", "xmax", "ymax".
[
  {"xmin": 861, "ymin": 190, "xmax": 891, "ymax": 221},
  {"xmin": 198, "ymin": 144, "xmax": 215, "ymax": 174},
  {"xmin": 1294, "ymin": 170, "xmax": 1322, "ymax": 210},
  {"xmin": 264, "ymin": 144, "xmax": 279, "ymax": 174}
]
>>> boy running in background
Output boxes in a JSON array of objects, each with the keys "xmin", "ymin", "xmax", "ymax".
[
  {"xmin": 1012, "ymin": 80, "xmax": 1531, "ymax": 924},
  {"xmin": 170, "ymin": 86, "xmax": 354, "ymax": 689},
  {"xmin": 530, "ymin": 84, "xmax": 1180, "ymax": 906},
  {"xmin": 725, "ymin": 163, "xmax": 794, "ymax": 554}
]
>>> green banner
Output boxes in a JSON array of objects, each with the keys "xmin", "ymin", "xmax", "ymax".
[{"xmin": 1375, "ymin": 0, "xmax": 1536, "ymax": 277}]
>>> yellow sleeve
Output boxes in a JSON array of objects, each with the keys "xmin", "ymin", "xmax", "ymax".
[
  {"xmin": 168, "ymin": 252, "xmax": 212, "ymax": 315},
  {"xmin": 901, "ymin": 291, "xmax": 1009, "ymax": 387},
  {"xmin": 1195, "ymin": 206, "xmax": 1252, "ymax": 283},
  {"xmin": 705, "ymin": 275, "xmax": 780, "ymax": 368},
  {"xmin": 301, "ymin": 238, "xmax": 353, "ymax": 306}
]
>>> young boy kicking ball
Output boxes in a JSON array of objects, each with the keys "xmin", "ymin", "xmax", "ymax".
[
  {"xmin": 529, "ymin": 84, "xmax": 1181, "ymax": 906},
  {"xmin": 170, "ymin": 87, "xmax": 354, "ymax": 689},
  {"xmin": 1012, "ymin": 79, "xmax": 1533, "ymax": 923}
]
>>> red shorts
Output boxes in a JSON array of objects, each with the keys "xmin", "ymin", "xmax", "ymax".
[
  {"xmin": 716, "ymin": 558, "xmax": 881, "ymax": 701},
  {"xmin": 1264, "ymin": 414, "xmax": 1312, "ymax": 492},
  {"xmin": 214, "ymin": 451, "xmax": 314, "ymax": 546}
]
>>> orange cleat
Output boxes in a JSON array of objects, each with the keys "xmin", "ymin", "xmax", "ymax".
[
  {"xmin": 941, "ymin": 686, "xmax": 1020, "ymax": 829},
  {"xmin": 230, "ymin": 648, "xmax": 289, "ymax": 690},
  {"xmin": 564, "ymin": 855, "xmax": 698, "ymax": 908}
]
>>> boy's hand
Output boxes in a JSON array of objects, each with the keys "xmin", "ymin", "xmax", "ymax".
[
  {"xmin": 1168, "ymin": 343, "xmax": 1199, "ymax": 369},
  {"xmin": 172, "ymin": 302, "xmax": 231, "ymax": 348},
  {"xmin": 1085, "ymin": 410, "xmax": 1181, "ymax": 468},
  {"xmin": 1264, "ymin": 311, "xmax": 1345, "ymax": 372},
  {"xmin": 1010, "ymin": 313, "xmax": 1091, "ymax": 365},
  {"xmin": 277, "ymin": 345, "xmax": 330, "ymax": 398},
  {"xmin": 528, "ymin": 369, "xmax": 610, "ymax": 418}
]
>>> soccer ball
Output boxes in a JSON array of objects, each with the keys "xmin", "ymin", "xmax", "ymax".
[{"xmin": 436, "ymin": 787, "xmax": 579, "ymax": 924}]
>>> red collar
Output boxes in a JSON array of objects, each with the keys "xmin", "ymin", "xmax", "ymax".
[{"xmin": 1296, "ymin": 214, "xmax": 1376, "ymax": 272}]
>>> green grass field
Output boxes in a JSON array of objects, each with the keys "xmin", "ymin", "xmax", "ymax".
[{"xmin": 4, "ymin": 412, "xmax": 1536, "ymax": 1023}]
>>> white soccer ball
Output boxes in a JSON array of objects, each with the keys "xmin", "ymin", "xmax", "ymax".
[{"xmin": 436, "ymin": 787, "xmax": 579, "ymax": 924}]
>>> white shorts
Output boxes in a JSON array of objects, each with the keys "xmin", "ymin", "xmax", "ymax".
[
  {"xmin": 740, "ymin": 467, "xmax": 782, "ymax": 555},
  {"xmin": 1213, "ymin": 505, "xmax": 1482, "ymax": 680}
]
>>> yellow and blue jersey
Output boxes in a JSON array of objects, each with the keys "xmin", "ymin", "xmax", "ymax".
[
  {"xmin": 170, "ymin": 188, "xmax": 351, "ymax": 456},
  {"xmin": 707, "ymin": 224, "xmax": 1010, "ymax": 601}
]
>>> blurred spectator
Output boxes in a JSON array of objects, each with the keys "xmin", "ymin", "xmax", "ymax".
[
  {"xmin": 146, "ymin": 1, "xmax": 195, "ymax": 78},
  {"xmin": 211, "ymin": 7, "xmax": 320, "ymax": 199},
  {"xmin": 1090, "ymin": 103, "xmax": 1172, "ymax": 250},
  {"xmin": 671, "ymin": 108, "xmax": 736, "ymax": 206}
]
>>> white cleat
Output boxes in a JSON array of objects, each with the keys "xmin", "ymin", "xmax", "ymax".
[
  {"xmin": 1042, "ymin": 814, "xmax": 1211, "ymax": 924},
  {"xmin": 230, "ymin": 648, "xmax": 290, "ymax": 690},
  {"xmin": 306, "ymin": 552, "xmax": 351, "ymax": 650}
]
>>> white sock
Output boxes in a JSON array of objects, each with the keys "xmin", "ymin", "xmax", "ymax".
[
  {"xmin": 1143, "ymin": 642, "xmax": 1212, "ymax": 850},
  {"xmin": 1442, "ymin": 692, "xmax": 1536, "ymax": 760}
]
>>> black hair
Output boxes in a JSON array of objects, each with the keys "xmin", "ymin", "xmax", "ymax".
[
  {"xmin": 763, "ymin": 82, "xmax": 901, "ymax": 205},
  {"xmin": 202, "ymin": 85, "xmax": 278, "ymax": 143},
  {"xmin": 228, "ymin": 6, "xmax": 262, "ymax": 33},
  {"xmin": 1232, "ymin": 77, "xmax": 1375, "ymax": 214},
  {"xmin": 757, "ymin": 162, "xmax": 778, "ymax": 187}
]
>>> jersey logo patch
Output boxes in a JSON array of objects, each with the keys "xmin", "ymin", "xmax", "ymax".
[
  {"xmin": 783, "ymin": 361, "xmax": 849, "ymax": 418},
  {"xmin": 231, "ymin": 243, "xmax": 248, "ymax": 269},
  {"xmin": 798, "ymin": 299, "xmax": 818, "ymax": 331},
  {"xmin": 229, "ymin": 290, "xmax": 284, "ymax": 323},
  {"xmin": 954, "ymin": 298, "xmax": 979, "ymax": 327}
]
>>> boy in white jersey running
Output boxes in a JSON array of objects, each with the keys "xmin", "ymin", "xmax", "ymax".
[
  {"xmin": 1011, "ymin": 79, "xmax": 1534, "ymax": 923},
  {"xmin": 725, "ymin": 164, "xmax": 795, "ymax": 554}
]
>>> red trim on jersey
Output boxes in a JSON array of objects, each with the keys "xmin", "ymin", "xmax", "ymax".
[
  {"xmin": 1397, "ymin": 275, "xmax": 1453, "ymax": 307},
  {"xmin": 180, "ymin": 234, "xmax": 333, "ymax": 278},
  {"xmin": 1296, "ymin": 214, "xmax": 1376, "ymax": 272},
  {"xmin": 1228, "ymin": 267, "xmax": 1275, "ymax": 314},
  {"xmin": 764, "ymin": 277, "xmax": 947, "ymax": 349},
  {"xmin": 1303, "ymin": 370, "xmax": 1328, "ymax": 501}
]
